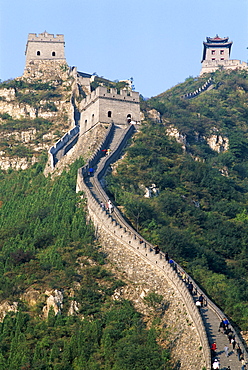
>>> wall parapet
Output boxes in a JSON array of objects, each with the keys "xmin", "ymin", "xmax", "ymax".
[
  {"xmin": 200, "ymin": 59, "xmax": 248, "ymax": 75},
  {"xmin": 49, "ymin": 125, "xmax": 79, "ymax": 169},
  {"xmin": 80, "ymin": 86, "xmax": 140, "ymax": 111},
  {"xmin": 27, "ymin": 32, "xmax": 64, "ymax": 43},
  {"xmin": 76, "ymin": 124, "xmax": 213, "ymax": 369},
  {"xmin": 181, "ymin": 77, "xmax": 213, "ymax": 99}
]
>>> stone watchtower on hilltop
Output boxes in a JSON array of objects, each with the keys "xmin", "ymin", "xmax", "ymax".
[
  {"xmin": 202, "ymin": 35, "xmax": 232, "ymax": 64},
  {"xmin": 24, "ymin": 31, "xmax": 67, "ymax": 78},
  {"xmin": 200, "ymin": 35, "xmax": 248, "ymax": 75}
]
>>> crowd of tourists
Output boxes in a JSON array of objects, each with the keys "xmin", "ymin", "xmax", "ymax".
[
  {"xmin": 97, "ymin": 200, "xmax": 247, "ymax": 369},
  {"xmin": 210, "ymin": 317, "xmax": 246, "ymax": 369}
]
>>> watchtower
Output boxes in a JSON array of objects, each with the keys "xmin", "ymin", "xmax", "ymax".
[
  {"xmin": 199, "ymin": 35, "xmax": 248, "ymax": 75},
  {"xmin": 79, "ymin": 86, "xmax": 140, "ymax": 133},
  {"xmin": 202, "ymin": 35, "xmax": 232, "ymax": 64},
  {"xmin": 25, "ymin": 31, "xmax": 66, "ymax": 67}
]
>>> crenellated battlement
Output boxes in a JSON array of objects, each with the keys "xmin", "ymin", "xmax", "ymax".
[
  {"xmin": 25, "ymin": 31, "xmax": 66, "ymax": 68},
  {"xmin": 79, "ymin": 86, "xmax": 140, "ymax": 130},
  {"xmin": 80, "ymin": 86, "xmax": 140, "ymax": 110},
  {"xmin": 27, "ymin": 32, "xmax": 64, "ymax": 43}
]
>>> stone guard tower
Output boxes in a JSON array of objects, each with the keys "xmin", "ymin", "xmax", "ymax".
[
  {"xmin": 79, "ymin": 86, "xmax": 140, "ymax": 133},
  {"xmin": 200, "ymin": 35, "xmax": 248, "ymax": 75},
  {"xmin": 24, "ymin": 31, "xmax": 67, "ymax": 79},
  {"xmin": 25, "ymin": 31, "xmax": 66, "ymax": 66},
  {"xmin": 202, "ymin": 35, "xmax": 232, "ymax": 64}
]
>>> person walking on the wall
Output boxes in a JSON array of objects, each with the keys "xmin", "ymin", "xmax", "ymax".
[
  {"xmin": 212, "ymin": 358, "xmax": 220, "ymax": 369},
  {"xmin": 108, "ymin": 200, "xmax": 113, "ymax": 213},
  {"xmin": 88, "ymin": 167, "xmax": 94, "ymax": 176}
]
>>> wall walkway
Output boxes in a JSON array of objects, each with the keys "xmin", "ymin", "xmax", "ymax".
[{"xmin": 76, "ymin": 123, "xmax": 247, "ymax": 370}]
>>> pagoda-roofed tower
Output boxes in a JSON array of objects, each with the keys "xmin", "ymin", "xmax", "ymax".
[
  {"xmin": 200, "ymin": 35, "xmax": 248, "ymax": 76},
  {"xmin": 202, "ymin": 35, "xmax": 233, "ymax": 63}
]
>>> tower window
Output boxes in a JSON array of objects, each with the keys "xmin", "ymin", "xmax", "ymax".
[
  {"xmin": 108, "ymin": 111, "xmax": 112, "ymax": 118},
  {"xmin": 52, "ymin": 51, "xmax": 56, "ymax": 56},
  {"xmin": 212, "ymin": 58, "xmax": 215, "ymax": 61},
  {"xmin": 220, "ymin": 50, "xmax": 224, "ymax": 55},
  {"xmin": 211, "ymin": 50, "xmax": 216, "ymax": 55},
  {"xmin": 37, "ymin": 51, "xmax": 41, "ymax": 56},
  {"xmin": 221, "ymin": 58, "xmax": 224, "ymax": 60}
]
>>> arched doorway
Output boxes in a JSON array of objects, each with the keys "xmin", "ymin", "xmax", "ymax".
[{"xmin": 127, "ymin": 114, "xmax": 132, "ymax": 124}]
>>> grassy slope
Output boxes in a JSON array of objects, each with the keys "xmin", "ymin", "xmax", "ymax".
[{"xmin": 0, "ymin": 159, "xmax": 170, "ymax": 369}]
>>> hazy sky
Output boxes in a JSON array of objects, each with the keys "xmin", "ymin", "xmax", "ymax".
[{"xmin": 1, "ymin": 0, "xmax": 247, "ymax": 97}]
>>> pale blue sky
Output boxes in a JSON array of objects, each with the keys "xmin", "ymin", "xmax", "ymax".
[{"xmin": 1, "ymin": 0, "xmax": 247, "ymax": 97}]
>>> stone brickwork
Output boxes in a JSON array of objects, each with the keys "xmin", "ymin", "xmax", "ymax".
[
  {"xmin": 97, "ymin": 232, "xmax": 206, "ymax": 369},
  {"xmin": 76, "ymin": 124, "xmax": 212, "ymax": 369},
  {"xmin": 201, "ymin": 59, "xmax": 248, "ymax": 75},
  {"xmin": 79, "ymin": 86, "xmax": 140, "ymax": 133},
  {"xmin": 25, "ymin": 32, "xmax": 66, "ymax": 67}
]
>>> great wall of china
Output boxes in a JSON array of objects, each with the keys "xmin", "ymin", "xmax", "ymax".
[
  {"xmin": 43, "ymin": 71, "xmax": 248, "ymax": 367},
  {"xmin": 5, "ymin": 31, "xmax": 248, "ymax": 368}
]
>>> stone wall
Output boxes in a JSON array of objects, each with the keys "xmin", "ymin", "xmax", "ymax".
[
  {"xmin": 25, "ymin": 32, "xmax": 66, "ymax": 68},
  {"xmin": 76, "ymin": 125, "xmax": 212, "ymax": 370},
  {"xmin": 49, "ymin": 125, "xmax": 80, "ymax": 168},
  {"xmin": 200, "ymin": 59, "xmax": 248, "ymax": 75},
  {"xmin": 79, "ymin": 86, "xmax": 140, "ymax": 131}
]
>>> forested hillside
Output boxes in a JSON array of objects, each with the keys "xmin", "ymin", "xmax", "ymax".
[
  {"xmin": 107, "ymin": 69, "xmax": 248, "ymax": 330},
  {"xmin": 0, "ymin": 159, "xmax": 169, "ymax": 369}
]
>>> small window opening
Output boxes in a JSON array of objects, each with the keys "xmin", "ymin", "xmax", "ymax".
[
  {"xmin": 85, "ymin": 119, "xmax": 87, "ymax": 124},
  {"xmin": 52, "ymin": 51, "xmax": 56, "ymax": 56},
  {"xmin": 107, "ymin": 88, "xmax": 111, "ymax": 93},
  {"xmin": 37, "ymin": 51, "xmax": 41, "ymax": 56},
  {"xmin": 212, "ymin": 58, "xmax": 215, "ymax": 61},
  {"xmin": 108, "ymin": 111, "xmax": 112, "ymax": 118},
  {"xmin": 220, "ymin": 50, "xmax": 224, "ymax": 55},
  {"xmin": 211, "ymin": 50, "xmax": 216, "ymax": 55}
]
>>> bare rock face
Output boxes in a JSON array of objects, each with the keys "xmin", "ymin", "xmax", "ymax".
[
  {"xmin": 0, "ymin": 155, "xmax": 38, "ymax": 170},
  {"xmin": 0, "ymin": 88, "xmax": 16, "ymax": 101},
  {"xmin": 0, "ymin": 301, "xmax": 18, "ymax": 321},
  {"xmin": 22, "ymin": 288, "xmax": 41, "ymax": 307},
  {"xmin": 23, "ymin": 60, "xmax": 69, "ymax": 83},
  {"xmin": 68, "ymin": 289, "xmax": 80, "ymax": 316},
  {"xmin": 166, "ymin": 125, "xmax": 187, "ymax": 150},
  {"xmin": 42, "ymin": 289, "xmax": 63, "ymax": 317},
  {"xmin": 207, "ymin": 134, "xmax": 229, "ymax": 152},
  {"xmin": 148, "ymin": 109, "xmax": 161, "ymax": 122}
]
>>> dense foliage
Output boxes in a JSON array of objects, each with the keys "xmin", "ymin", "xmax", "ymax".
[
  {"xmin": 107, "ymin": 69, "xmax": 248, "ymax": 330},
  {"xmin": 0, "ymin": 159, "xmax": 170, "ymax": 369}
]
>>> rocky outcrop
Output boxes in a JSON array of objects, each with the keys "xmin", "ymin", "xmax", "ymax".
[
  {"xmin": 166, "ymin": 124, "xmax": 229, "ymax": 154},
  {"xmin": 42, "ymin": 289, "xmax": 63, "ymax": 317},
  {"xmin": 207, "ymin": 134, "xmax": 229, "ymax": 152},
  {"xmin": 23, "ymin": 60, "xmax": 69, "ymax": 83},
  {"xmin": 148, "ymin": 109, "xmax": 161, "ymax": 122},
  {"xmin": 0, "ymin": 155, "xmax": 38, "ymax": 170},
  {"xmin": 166, "ymin": 125, "xmax": 187, "ymax": 150},
  {"xmin": 0, "ymin": 301, "xmax": 18, "ymax": 321}
]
